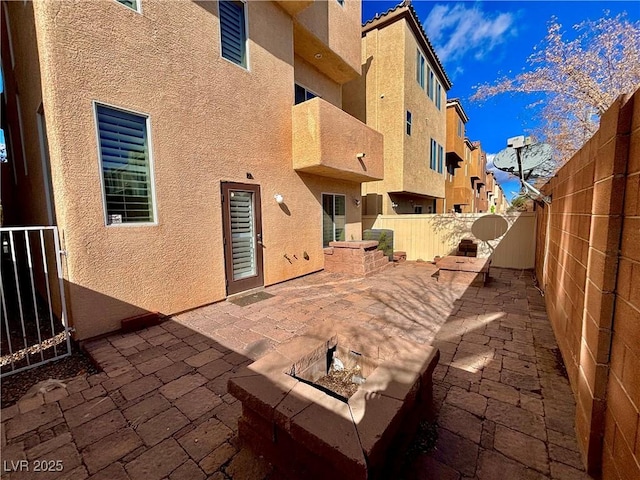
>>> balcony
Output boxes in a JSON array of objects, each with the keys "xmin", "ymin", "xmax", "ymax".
[
  {"xmin": 275, "ymin": 0, "xmax": 313, "ymax": 16},
  {"xmin": 453, "ymin": 186, "xmax": 473, "ymax": 205},
  {"xmin": 446, "ymin": 137, "xmax": 465, "ymax": 166},
  {"xmin": 469, "ymin": 161, "xmax": 486, "ymax": 185},
  {"xmin": 292, "ymin": 0, "xmax": 361, "ymax": 83},
  {"xmin": 293, "ymin": 98, "xmax": 383, "ymax": 183}
]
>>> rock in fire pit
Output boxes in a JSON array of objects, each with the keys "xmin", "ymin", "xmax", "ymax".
[{"xmin": 228, "ymin": 321, "xmax": 440, "ymax": 480}]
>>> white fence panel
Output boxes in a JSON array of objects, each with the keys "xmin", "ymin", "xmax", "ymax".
[{"xmin": 363, "ymin": 212, "xmax": 536, "ymax": 269}]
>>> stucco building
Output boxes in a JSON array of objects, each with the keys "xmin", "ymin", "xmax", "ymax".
[
  {"xmin": 343, "ymin": 2, "xmax": 451, "ymax": 215},
  {"xmin": 0, "ymin": 0, "xmax": 383, "ymax": 340},
  {"xmin": 470, "ymin": 141, "xmax": 489, "ymax": 213},
  {"xmin": 444, "ymin": 99, "xmax": 470, "ymax": 213},
  {"xmin": 487, "ymin": 173, "xmax": 508, "ymax": 213}
]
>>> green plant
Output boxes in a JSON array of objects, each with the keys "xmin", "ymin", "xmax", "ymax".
[{"xmin": 377, "ymin": 231, "xmax": 392, "ymax": 258}]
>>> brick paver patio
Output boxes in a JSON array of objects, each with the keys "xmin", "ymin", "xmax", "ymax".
[{"xmin": 1, "ymin": 263, "xmax": 591, "ymax": 479}]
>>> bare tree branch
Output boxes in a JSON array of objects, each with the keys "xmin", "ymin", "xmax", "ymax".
[{"xmin": 472, "ymin": 12, "xmax": 640, "ymax": 167}]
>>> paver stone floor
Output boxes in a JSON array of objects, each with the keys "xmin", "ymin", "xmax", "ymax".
[{"xmin": 0, "ymin": 263, "xmax": 591, "ymax": 479}]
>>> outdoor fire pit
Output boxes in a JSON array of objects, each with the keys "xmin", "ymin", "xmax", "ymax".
[{"xmin": 228, "ymin": 321, "xmax": 439, "ymax": 479}]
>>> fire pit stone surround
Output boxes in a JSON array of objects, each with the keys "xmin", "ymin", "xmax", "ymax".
[
  {"xmin": 323, "ymin": 240, "xmax": 390, "ymax": 276},
  {"xmin": 228, "ymin": 320, "xmax": 440, "ymax": 479}
]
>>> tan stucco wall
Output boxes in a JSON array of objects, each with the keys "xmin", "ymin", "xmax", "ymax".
[
  {"xmin": 402, "ymin": 22, "xmax": 446, "ymax": 202},
  {"xmin": 346, "ymin": 16, "xmax": 447, "ymax": 215},
  {"xmin": 14, "ymin": 0, "xmax": 366, "ymax": 339},
  {"xmin": 296, "ymin": 0, "xmax": 361, "ymax": 75},
  {"xmin": 294, "ymin": 55, "xmax": 342, "ymax": 107}
]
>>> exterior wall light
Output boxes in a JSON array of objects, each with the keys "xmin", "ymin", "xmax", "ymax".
[
  {"xmin": 274, "ymin": 194, "xmax": 284, "ymax": 204},
  {"xmin": 356, "ymin": 152, "xmax": 366, "ymax": 159}
]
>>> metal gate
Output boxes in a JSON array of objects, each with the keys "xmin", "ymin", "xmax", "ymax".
[{"xmin": 0, "ymin": 226, "xmax": 72, "ymax": 377}]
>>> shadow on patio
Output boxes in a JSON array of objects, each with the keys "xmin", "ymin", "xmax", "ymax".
[{"xmin": 0, "ymin": 262, "xmax": 590, "ymax": 479}]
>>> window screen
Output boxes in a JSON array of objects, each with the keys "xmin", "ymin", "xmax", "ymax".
[{"xmin": 96, "ymin": 104, "xmax": 154, "ymax": 224}]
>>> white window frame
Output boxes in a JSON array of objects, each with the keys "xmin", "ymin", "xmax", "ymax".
[
  {"xmin": 114, "ymin": 0, "xmax": 142, "ymax": 14},
  {"xmin": 430, "ymin": 138, "xmax": 437, "ymax": 171},
  {"xmin": 321, "ymin": 192, "xmax": 347, "ymax": 247},
  {"xmin": 218, "ymin": 0, "xmax": 250, "ymax": 71},
  {"xmin": 416, "ymin": 49, "xmax": 425, "ymax": 89},
  {"xmin": 428, "ymin": 68, "xmax": 434, "ymax": 101},
  {"xmin": 92, "ymin": 100, "xmax": 159, "ymax": 228}
]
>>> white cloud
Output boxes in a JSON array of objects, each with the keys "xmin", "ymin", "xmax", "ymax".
[
  {"xmin": 486, "ymin": 154, "xmax": 517, "ymax": 186},
  {"xmin": 424, "ymin": 4, "xmax": 517, "ymax": 64}
]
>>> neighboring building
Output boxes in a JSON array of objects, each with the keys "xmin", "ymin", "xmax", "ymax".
[
  {"xmin": 448, "ymin": 137, "xmax": 475, "ymax": 213},
  {"xmin": 470, "ymin": 141, "xmax": 488, "ymax": 213},
  {"xmin": 485, "ymin": 172, "xmax": 507, "ymax": 214},
  {"xmin": 343, "ymin": 2, "xmax": 451, "ymax": 215},
  {"xmin": 0, "ymin": 0, "xmax": 383, "ymax": 340},
  {"xmin": 494, "ymin": 179, "xmax": 509, "ymax": 214},
  {"xmin": 445, "ymin": 99, "xmax": 469, "ymax": 213}
]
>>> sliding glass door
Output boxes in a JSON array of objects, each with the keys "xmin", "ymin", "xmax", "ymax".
[{"xmin": 322, "ymin": 194, "xmax": 346, "ymax": 247}]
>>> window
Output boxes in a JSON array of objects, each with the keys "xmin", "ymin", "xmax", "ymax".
[
  {"xmin": 457, "ymin": 119, "xmax": 463, "ymax": 137},
  {"xmin": 414, "ymin": 205, "xmax": 423, "ymax": 214},
  {"xmin": 416, "ymin": 50, "xmax": 425, "ymax": 89},
  {"xmin": 219, "ymin": 0, "xmax": 247, "ymax": 68},
  {"xmin": 436, "ymin": 82, "xmax": 442, "ymax": 110},
  {"xmin": 438, "ymin": 144, "xmax": 444, "ymax": 173},
  {"xmin": 116, "ymin": 0, "xmax": 139, "ymax": 11},
  {"xmin": 428, "ymin": 68, "xmax": 434, "ymax": 101},
  {"xmin": 95, "ymin": 104, "xmax": 155, "ymax": 225},
  {"xmin": 322, "ymin": 194, "xmax": 346, "ymax": 247},
  {"xmin": 337, "ymin": 0, "xmax": 345, "ymax": 5},
  {"xmin": 406, "ymin": 111, "xmax": 412, "ymax": 135},
  {"xmin": 447, "ymin": 161, "xmax": 456, "ymax": 176},
  {"xmin": 430, "ymin": 138, "xmax": 437, "ymax": 170},
  {"xmin": 294, "ymin": 84, "xmax": 318, "ymax": 105}
]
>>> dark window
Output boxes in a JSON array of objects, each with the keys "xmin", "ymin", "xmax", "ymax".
[
  {"xmin": 447, "ymin": 161, "xmax": 456, "ymax": 176},
  {"xmin": 295, "ymin": 84, "xmax": 318, "ymax": 105},
  {"xmin": 416, "ymin": 50, "xmax": 425, "ymax": 89},
  {"xmin": 220, "ymin": 1, "xmax": 247, "ymax": 68},
  {"xmin": 430, "ymin": 139, "xmax": 437, "ymax": 170},
  {"xmin": 406, "ymin": 111, "xmax": 412, "ymax": 135},
  {"xmin": 116, "ymin": 0, "xmax": 138, "ymax": 11}
]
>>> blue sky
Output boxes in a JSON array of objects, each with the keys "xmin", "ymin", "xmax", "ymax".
[{"xmin": 362, "ymin": 0, "xmax": 640, "ymax": 199}]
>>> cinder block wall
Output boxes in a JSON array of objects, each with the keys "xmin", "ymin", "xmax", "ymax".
[{"xmin": 535, "ymin": 90, "xmax": 639, "ymax": 478}]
